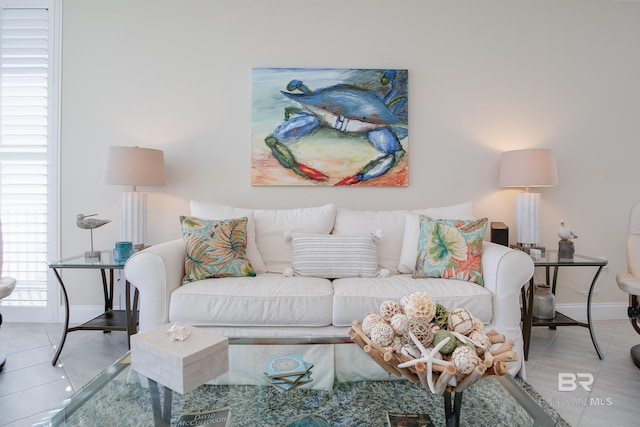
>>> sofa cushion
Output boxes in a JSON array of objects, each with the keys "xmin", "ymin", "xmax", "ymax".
[
  {"xmin": 332, "ymin": 202, "xmax": 473, "ymax": 274},
  {"xmin": 397, "ymin": 202, "xmax": 475, "ymax": 273},
  {"xmin": 180, "ymin": 216, "xmax": 256, "ymax": 284},
  {"xmin": 254, "ymin": 204, "xmax": 337, "ymax": 273},
  {"xmin": 332, "ymin": 274, "xmax": 492, "ymax": 326},
  {"xmin": 413, "ymin": 217, "xmax": 488, "ymax": 285},
  {"xmin": 190, "ymin": 200, "xmax": 267, "ymax": 273},
  {"xmin": 287, "ymin": 232, "xmax": 383, "ymax": 278},
  {"xmin": 169, "ymin": 273, "xmax": 334, "ymax": 327}
]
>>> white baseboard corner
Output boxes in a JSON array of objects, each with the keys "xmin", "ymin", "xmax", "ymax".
[{"xmin": 555, "ymin": 302, "xmax": 629, "ymax": 321}]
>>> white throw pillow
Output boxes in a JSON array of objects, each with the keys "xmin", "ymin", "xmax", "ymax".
[
  {"xmin": 285, "ymin": 232, "xmax": 388, "ymax": 279},
  {"xmin": 189, "ymin": 201, "xmax": 267, "ymax": 273},
  {"xmin": 254, "ymin": 204, "xmax": 337, "ymax": 273},
  {"xmin": 397, "ymin": 202, "xmax": 475, "ymax": 273},
  {"xmin": 332, "ymin": 202, "xmax": 473, "ymax": 274}
]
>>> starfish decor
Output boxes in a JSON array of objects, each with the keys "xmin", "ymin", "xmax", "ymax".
[{"xmin": 397, "ymin": 331, "xmax": 453, "ymax": 393}]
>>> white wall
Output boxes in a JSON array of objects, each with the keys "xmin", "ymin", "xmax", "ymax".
[{"xmin": 60, "ymin": 0, "xmax": 640, "ymax": 308}]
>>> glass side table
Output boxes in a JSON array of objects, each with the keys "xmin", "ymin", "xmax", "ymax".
[
  {"xmin": 48, "ymin": 251, "xmax": 139, "ymax": 365},
  {"xmin": 522, "ymin": 249, "xmax": 608, "ymax": 360}
]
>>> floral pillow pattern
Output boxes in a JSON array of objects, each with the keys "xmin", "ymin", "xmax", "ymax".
[
  {"xmin": 180, "ymin": 216, "xmax": 256, "ymax": 285},
  {"xmin": 413, "ymin": 216, "xmax": 488, "ymax": 285}
]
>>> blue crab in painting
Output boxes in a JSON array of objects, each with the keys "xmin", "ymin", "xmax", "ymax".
[{"xmin": 264, "ymin": 70, "xmax": 408, "ymax": 185}]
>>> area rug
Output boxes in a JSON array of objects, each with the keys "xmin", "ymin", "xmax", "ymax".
[{"xmin": 66, "ymin": 376, "xmax": 570, "ymax": 426}]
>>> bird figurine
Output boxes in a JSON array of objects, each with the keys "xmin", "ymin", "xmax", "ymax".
[
  {"xmin": 76, "ymin": 214, "xmax": 111, "ymax": 229},
  {"xmin": 557, "ymin": 220, "xmax": 578, "ymax": 240},
  {"xmin": 76, "ymin": 214, "xmax": 111, "ymax": 258}
]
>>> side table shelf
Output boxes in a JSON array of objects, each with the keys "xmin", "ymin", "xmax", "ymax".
[
  {"xmin": 522, "ymin": 250, "xmax": 607, "ymax": 361},
  {"xmin": 49, "ymin": 251, "xmax": 139, "ymax": 365}
]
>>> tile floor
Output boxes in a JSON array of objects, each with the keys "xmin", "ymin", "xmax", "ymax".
[{"xmin": 1, "ymin": 320, "xmax": 639, "ymax": 426}]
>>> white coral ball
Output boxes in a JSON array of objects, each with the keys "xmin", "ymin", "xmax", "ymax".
[
  {"xmin": 448, "ymin": 308, "xmax": 474, "ymax": 335},
  {"xmin": 403, "ymin": 292, "xmax": 436, "ymax": 321},
  {"xmin": 379, "ymin": 300, "xmax": 401, "ymax": 321},
  {"xmin": 452, "ymin": 345, "xmax": 479, "ymax": 375},
  {"xmin": 362, "ymin": 312, "xmax": 384, "ymax": 337},
  {"xmin": 390, "ymin": 313, "xmax": 410, "ymax": 335},
  {"xmin": 370, "ymin": 322, "xmax": 395, "ymax": 347}
]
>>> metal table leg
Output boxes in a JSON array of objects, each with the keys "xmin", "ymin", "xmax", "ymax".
[
  {"xmin": 587, "ymin": 265, "xmax": 605, "ymax": 360},
  {"xmin": 51, "ymin": 268, "xmax": 69, "ymax": 366},
  {"xmin": 149, "ymin": 379, "xmax": 173, "ymax": 427}
]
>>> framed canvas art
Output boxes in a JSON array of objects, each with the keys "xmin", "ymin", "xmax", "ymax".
[{"xmin": 251, "ymin": 68, "xmax": 408, "ymax": 186}]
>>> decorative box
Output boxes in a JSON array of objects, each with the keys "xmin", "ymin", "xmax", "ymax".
[{"xmin": 131, "ymin": 323, "xmax": 228, "ymax": 394}]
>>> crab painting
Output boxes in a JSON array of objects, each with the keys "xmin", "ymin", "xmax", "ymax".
[{"xmin": 252, "ymin": 68, "xmax": 408, "ymax": 186}]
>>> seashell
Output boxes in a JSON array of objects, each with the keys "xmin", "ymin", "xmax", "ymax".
[
  {"xmin": 390, "ymin": 313, "xmax": 410, "ymax": 335},
  {"xmin": 448, "ymin": 308, "xmax": 474, "ymax": 335},
  {"xmin": 472, "ymin": 317, "xmax": 484, "ymax": 334},
  {"xmin": 401, "ymin": 343, "xmax": 422, "ymax": 359},
  {"xmin": 452, "ymin": 345, "xmax": 480, "ymax": 375},
  {"xmin": 362, "ymin": 312, "xmax": 384, "ymax": 337},
  {"xmin": 403, "ymin": 292, "xmax": 436, "ymax": 321},
  {"xmin": 379, "ymin": 300, "xmax": 401, "ymax": 321},
  {"xmin": 370, "ymin": 322, "xmax": 395, "ymax": 347},
  {"xmin": 469, "ymin": 331, "xmax": 491, "ymax": 355}
]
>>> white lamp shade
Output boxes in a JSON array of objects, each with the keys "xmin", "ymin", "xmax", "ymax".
[
  {"xmin": 499, "ymin": 149, "xmax": 558, "ymax": 188},
  {"xmin": 103, "ymin": 146, "xmax": 165, "ymax": 249},
  {"xmin": 103, "ymin": 146, "xmax": 166, "ymax": 189}
]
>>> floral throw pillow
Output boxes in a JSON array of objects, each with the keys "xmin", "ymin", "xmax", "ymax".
[
  {"xmin": 180, "ymin": 216, "xmax": 256, "ymax": 285},
  {"xmin": 413, "ymin": 216, "xmax": 488, "ymax": 285}
]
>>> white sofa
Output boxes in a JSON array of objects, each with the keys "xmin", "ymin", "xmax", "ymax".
[{"xmin": 124, "ymin": 201, "xmax": 534, "ymax": 389}]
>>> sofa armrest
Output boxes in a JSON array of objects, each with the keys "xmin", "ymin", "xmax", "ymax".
[
  {"xmin": 124, "ymin": 238, "xmax": 185, "ymax": 331},
  {"xmin": 481, "ymin": 241, "xmax": 534, "ymax": 327}
]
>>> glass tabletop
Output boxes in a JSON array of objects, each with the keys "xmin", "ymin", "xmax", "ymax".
[
  {"xmin": 530, "ymin": 249, "xmax": 607, "ymax": 266},
  {"xmin": 48, "ymin": 250, "xmax": 126, "ymax": 269},
  {"xmin": 38, "ymin": 351, "xmax": 559, "ymax": 427}
]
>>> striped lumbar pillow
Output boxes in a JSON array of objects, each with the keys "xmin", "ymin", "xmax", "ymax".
[{"xmin": 284, "ymin": 231, "xmax": 389, "ymax": 279}]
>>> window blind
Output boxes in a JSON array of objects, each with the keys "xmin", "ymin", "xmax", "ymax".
[{"xmin": 1, "ymin": 4, "xmax": 50, "ymax": 307}]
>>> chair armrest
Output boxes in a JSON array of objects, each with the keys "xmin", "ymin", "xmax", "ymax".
[
  {"xmin": 481, "ymin": 242, "xmax": 534, "ymax": 327},
  {"xmin": 124, "ymin": 238, "xmax": 185, "ymax": 331},
  {"xmin": 617, "ymin": 271, "xmax": 640, "ymax": 296}
]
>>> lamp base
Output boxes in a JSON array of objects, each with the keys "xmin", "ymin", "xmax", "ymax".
[
  {"xmin": 121, "ymin": 191, "xmax": 147, "ymax": 249},
  {"xmin": 515, "ymin": 192, "xmax": 541, "ymax": 246}
]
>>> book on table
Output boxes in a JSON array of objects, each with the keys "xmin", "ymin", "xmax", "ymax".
[
  {"xmin": 386, "ymin": 411, "xmax": 435, "ymax": 427},
  {"xmin": 177, "ymin": 406, "xmax": 230, "ymax": 426},
  {"xmin": 264, "ymin": 354, "xmax": 314, "ymax": 392}
]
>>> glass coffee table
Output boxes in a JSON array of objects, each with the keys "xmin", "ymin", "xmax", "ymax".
[{"xmin": 38, "ymin": 339, "xmax": 561, "ymax": 427}]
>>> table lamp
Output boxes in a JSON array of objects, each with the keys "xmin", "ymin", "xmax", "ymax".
[
  {"xmin": 499, "ymin": 149, "xmax": 558, "ymax": 247},
  {"xmin": 103, "ymin": 146, "xmax": 166, "ymax": 249}
]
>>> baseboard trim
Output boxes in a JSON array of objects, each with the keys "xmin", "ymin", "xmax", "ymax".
[{"xmin": 555, "ymin": 302, "xmax": 628, "ymax": 321}]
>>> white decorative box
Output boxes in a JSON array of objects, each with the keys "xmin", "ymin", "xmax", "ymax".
[{"xmin": 131, "ymin": 323, "xmax": 228, "ymax": 394}]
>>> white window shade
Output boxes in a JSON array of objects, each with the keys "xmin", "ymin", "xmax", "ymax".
[{"xmin": 1, "ymin": 1, "xmax": 55, "ymax": 312}]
